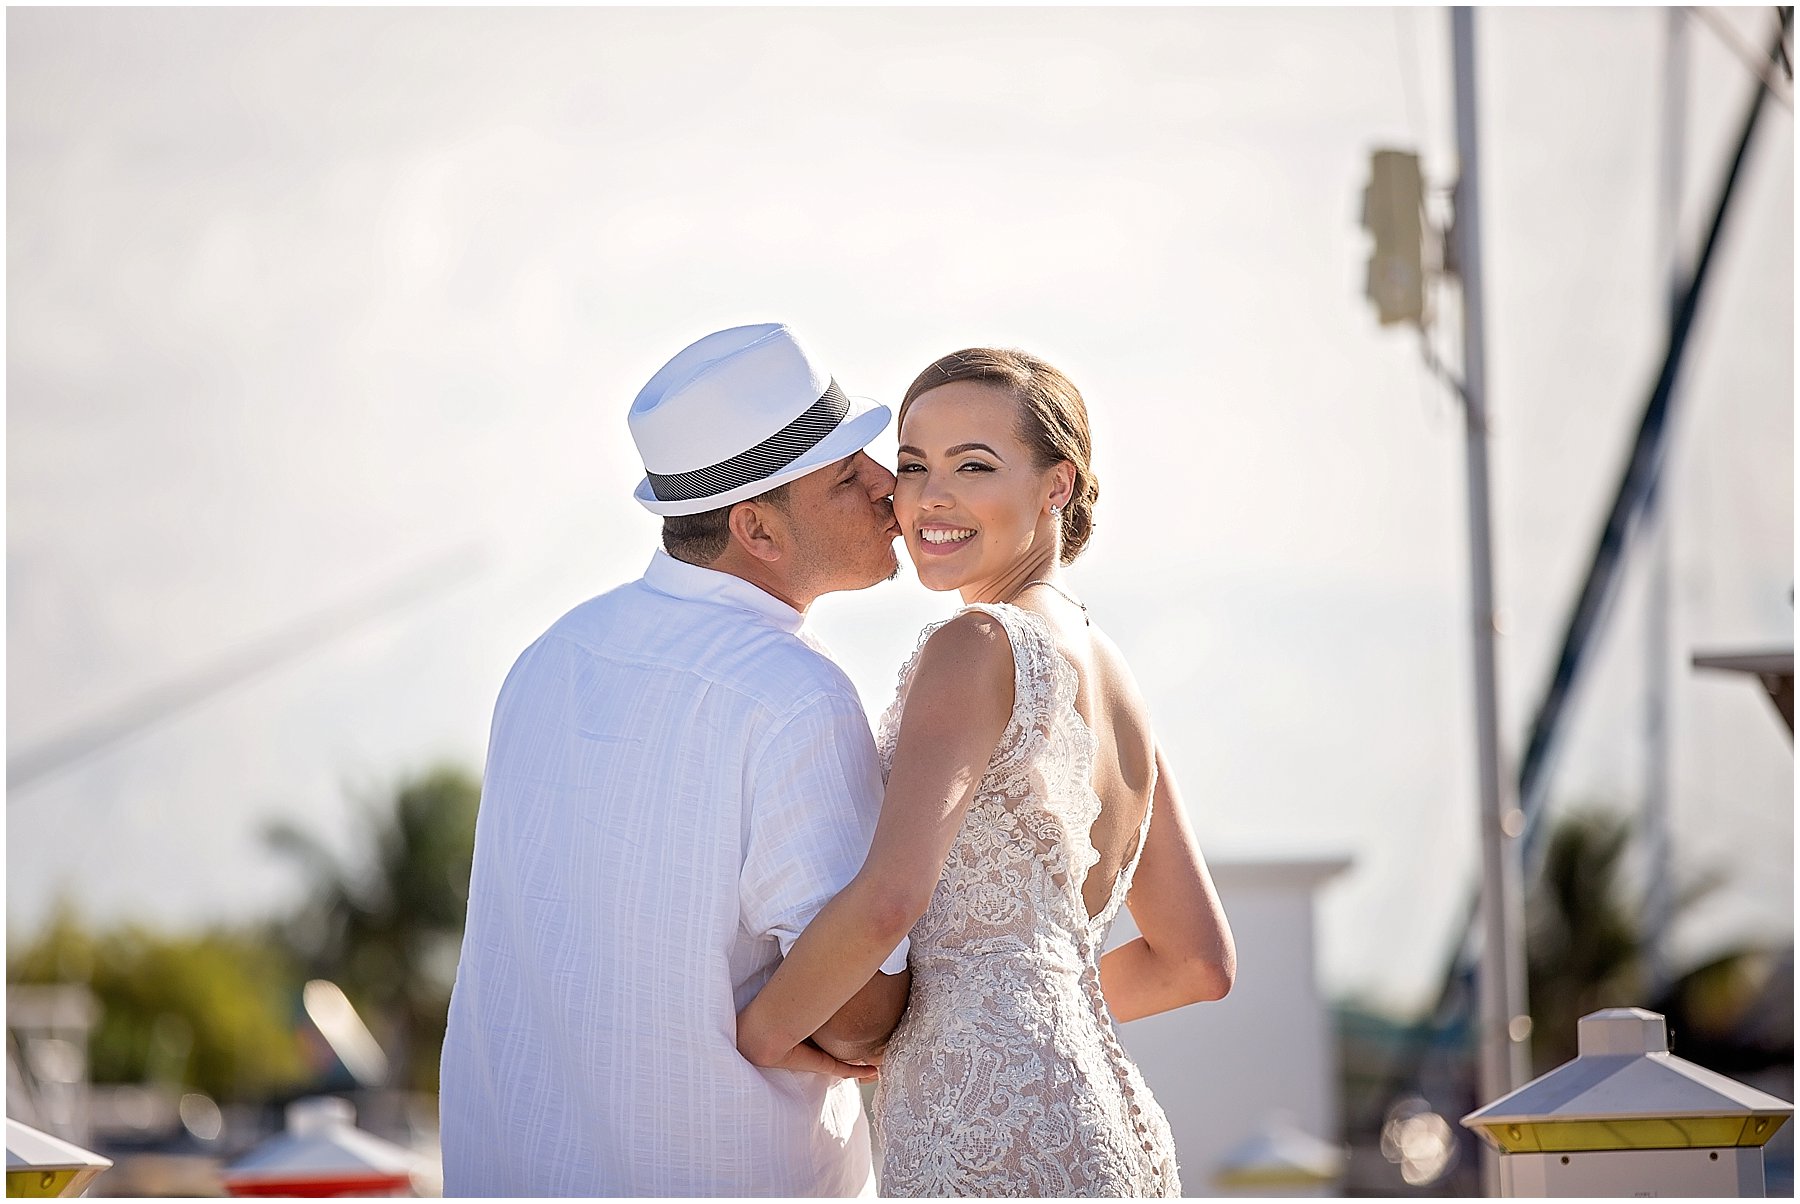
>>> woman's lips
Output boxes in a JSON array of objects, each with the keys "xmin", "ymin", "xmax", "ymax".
[{"xmin": 914, "ymin": 525, "xmax": 976, "ymax": 556}]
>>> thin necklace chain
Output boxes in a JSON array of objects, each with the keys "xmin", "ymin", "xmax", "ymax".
[{"xmin": 1017, "ymin": 578, "xmax": 1090, "ymax": 625}]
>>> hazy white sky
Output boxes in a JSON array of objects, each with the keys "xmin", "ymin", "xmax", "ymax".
[{"xmin": 7, "ymin": 6, "xmax": 1792, "ymax": 1013}]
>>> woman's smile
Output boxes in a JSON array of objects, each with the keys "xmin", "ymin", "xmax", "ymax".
[{"xmin": 914, "ymin": 523, "xmax": 977, "ymax": 555}]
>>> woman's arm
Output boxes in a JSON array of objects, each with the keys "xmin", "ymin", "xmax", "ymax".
[
  {"xmin": 1099, "ymin": 744, "xmax": 1235, "ymax": 1021},
  {"xmin": 736, "ymin": 612, "xmax": 1015, "ymax": 1072}
]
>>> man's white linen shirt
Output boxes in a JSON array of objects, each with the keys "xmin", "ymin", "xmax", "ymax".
[{"xmin": 440, "ymin": 551, "xmax": 907, "ymax": 1197}]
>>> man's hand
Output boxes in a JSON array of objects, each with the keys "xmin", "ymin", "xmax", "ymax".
[
  {"xmin": 810, "ymin": 967, "xmax": 911, "ymax": 1064},
  {"xmin": 796, "ymin": 1038, "xmax": 880, "ymax": 1081},
  {"xmin": 739, "ymin": 1008, "xmax": 880, "ymax": 1081},
  {"xmin": 739, "ymin": 1023, "xmax": 879, "ymax": 1081}
]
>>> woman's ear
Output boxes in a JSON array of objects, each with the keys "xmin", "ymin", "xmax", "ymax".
[
  {"xmin": 728, "ymin": 501, "xmax": 785, "ymax": 563},
  {"xmin": 1049, "ymin": 462, "xmax": 1077, "ymax": 511}
]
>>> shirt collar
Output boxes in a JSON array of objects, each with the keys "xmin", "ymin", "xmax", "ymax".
[{"xmin": 641, "ymin": 550, "xmax": 805, "ymax": 634}]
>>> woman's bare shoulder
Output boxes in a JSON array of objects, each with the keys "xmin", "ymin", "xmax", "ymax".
[
  {"xmin": 894, "ymin": 611, "xmax": 1017, "ymax": 750},
  {"xmin": 910, "ymin": 610, "xmax": 1016, "ymax": 696}
]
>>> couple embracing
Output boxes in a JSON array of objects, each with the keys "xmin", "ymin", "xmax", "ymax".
[{"xmin": 439, "ymin": 324, "xmax": 1236, "ymax": 1197}]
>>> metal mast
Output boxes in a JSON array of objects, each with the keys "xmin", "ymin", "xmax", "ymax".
[
  {"xmin": 1449, "ymin": 10, "xmax": 1532, "ymax": 1166},
  {"xmin": 1643, "ymin": 5, "xmax": 1689, "ymax": 1003}
]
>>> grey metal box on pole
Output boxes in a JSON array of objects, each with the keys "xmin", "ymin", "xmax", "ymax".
[{"xmin": 1360, "ymin": 149, "xmax": 1426, "ymax": 327}]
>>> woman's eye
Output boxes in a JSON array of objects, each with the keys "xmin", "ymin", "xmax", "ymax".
[
  {"xmin": 958, "ymin": 462, "xmax": 995, "ymax": 472},
  {"xmin": 897, "ymin": 463, "xmax": 924, "ymax": 474}
]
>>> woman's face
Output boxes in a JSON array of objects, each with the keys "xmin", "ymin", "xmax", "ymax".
[{"xmin": 894, "ymin": 379, "xmax": 1065, "ymax": 595}]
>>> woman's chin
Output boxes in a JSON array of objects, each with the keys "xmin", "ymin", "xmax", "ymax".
[{"xmin": 907, "ymin": 559, "xmax": 968, "ymax": 594}]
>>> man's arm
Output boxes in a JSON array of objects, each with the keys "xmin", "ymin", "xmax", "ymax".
[
  {"xmin": 737, "ymin": 685, "xmax": 915, "ymax": 1074},
  {"xmin": 811, "ymin": 967, "xmax": 910, "ymax": 1063}
]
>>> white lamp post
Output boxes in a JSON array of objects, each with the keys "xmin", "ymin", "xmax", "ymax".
[
  {"xmin": 5, "ymin": 1118, "xmax": 112, "ymax": 1198},
  {"xmin": 1461, "ymin": 1007, "xmax": 1792, "ymax": 1196}
]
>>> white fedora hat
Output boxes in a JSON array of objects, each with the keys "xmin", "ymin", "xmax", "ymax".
[{"xmin": 630, "ymin": 323, "xmax": 891, "ymax": 517}]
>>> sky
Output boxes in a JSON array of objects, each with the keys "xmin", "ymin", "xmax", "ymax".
[{"xmin": 7, "ymin": 6, "xmax": 1793, "ymax": 1015}]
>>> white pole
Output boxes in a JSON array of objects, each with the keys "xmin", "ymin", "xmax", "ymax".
[
  {"xmin": 1450, "ymin": 12, "xmax": 1531, "ymax": 1191},
  {"xmin": 1644, "ymin": 4, "xmax": 1688, "ymax": 1004}
]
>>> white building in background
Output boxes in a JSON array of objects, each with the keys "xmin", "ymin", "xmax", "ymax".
[{"xmin": 1109, "ymin": 856, "xmax": 1352, "ymax": 1198}]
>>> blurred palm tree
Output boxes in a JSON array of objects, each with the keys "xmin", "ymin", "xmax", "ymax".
[
  {"xmin": 266, "ymin": 764, "xmax": 480, "ymax": 1092},
  {"xmin": 8, "ymin": 901, "xmax": 309, "ymax": 1099},
  {"xmin": 1525, "ymin": 807, "xmax": 1779, "ymax": 1073}
]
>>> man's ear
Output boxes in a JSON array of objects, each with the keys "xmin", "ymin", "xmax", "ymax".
[{"xmin": 728, "ymin": 500, "xmax": 785, "ymax": 563}]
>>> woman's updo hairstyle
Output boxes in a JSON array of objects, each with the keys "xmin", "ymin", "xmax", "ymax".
[{"xmin": 898, "ymin": 348, "xmax": 1100, "ymax": 565}]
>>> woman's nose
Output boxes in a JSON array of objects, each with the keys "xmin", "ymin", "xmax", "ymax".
[{"xmin": 915, "ymin": 469, "xmax": 952, "ymax": 508}]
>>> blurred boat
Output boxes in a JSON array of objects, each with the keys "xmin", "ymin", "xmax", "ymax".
[{"xmin": 221, "ymin": 1096, "xmax": 428, "ymax": 1198}]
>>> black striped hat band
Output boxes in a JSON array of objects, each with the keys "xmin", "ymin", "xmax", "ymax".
[{"xmin": 646, "ymin": 380, "xmax": 850, "ymax": 503}]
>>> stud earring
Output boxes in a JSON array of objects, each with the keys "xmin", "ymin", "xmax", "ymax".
[{"xmin": 1049, "ymin": 504, "xmax": 1063, "ymax": 518}]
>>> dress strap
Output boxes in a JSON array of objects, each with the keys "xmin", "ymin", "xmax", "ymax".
[{"xmin": 953, "ymin": 601, "xmax": 1083, "ymax": 791}]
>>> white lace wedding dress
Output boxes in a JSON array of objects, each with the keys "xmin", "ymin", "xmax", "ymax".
[{"xmin": 870, "ymin": 602, "xmax": 1180, "ymax": 1198}]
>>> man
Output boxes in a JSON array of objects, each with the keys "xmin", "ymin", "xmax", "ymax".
[{"xmin": 439, "ymin": 324, "xmax": 912, "ymax": 1196}]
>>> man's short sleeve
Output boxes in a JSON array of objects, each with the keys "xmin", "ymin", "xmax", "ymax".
[{"xmin": 740, "ymin": 688, "xmax": 909, "ymax": 975}]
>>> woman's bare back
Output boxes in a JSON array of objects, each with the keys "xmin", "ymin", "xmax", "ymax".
[{"xmin": 1026, "ymin": 599, "xmax": 1159, "ymax": 922}]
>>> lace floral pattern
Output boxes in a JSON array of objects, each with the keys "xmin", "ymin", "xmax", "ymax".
[{"xmin": 871, "ymin": 603, "xmax": 1179, "ymax": 1198}]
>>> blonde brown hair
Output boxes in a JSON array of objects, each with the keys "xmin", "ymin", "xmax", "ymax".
[{"xmin": 899, "ymin": 348, "xmax": 1099, "ymax": 564}]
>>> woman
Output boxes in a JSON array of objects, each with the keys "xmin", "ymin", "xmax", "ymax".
[{"xmin": 736, "ymin": 348, "xmax": 1236, "ymax": 1197}]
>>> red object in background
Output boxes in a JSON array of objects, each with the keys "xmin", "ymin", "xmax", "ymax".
[
  {"xmin": 225, "ymin": 1171, "xmax": 413, "ymax": 1197},
  {"xmin": 222, "ymin": 1098, "xmax": 423, "ymax": 1199}
]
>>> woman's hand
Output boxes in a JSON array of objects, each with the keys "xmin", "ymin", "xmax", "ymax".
[{"xmin": 737, "ymin": 1014, "xmax": 879, "ymax": 1081}]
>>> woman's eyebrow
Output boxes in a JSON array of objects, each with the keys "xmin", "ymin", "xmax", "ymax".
[{"xmin": 896, "ymin": 442, "xmax": 1004, "ymax": 458}]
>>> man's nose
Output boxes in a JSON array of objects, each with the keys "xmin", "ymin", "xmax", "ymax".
[{"xmin": 861, "ymin": 454, "xmax": 896, "ymax": 496}]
